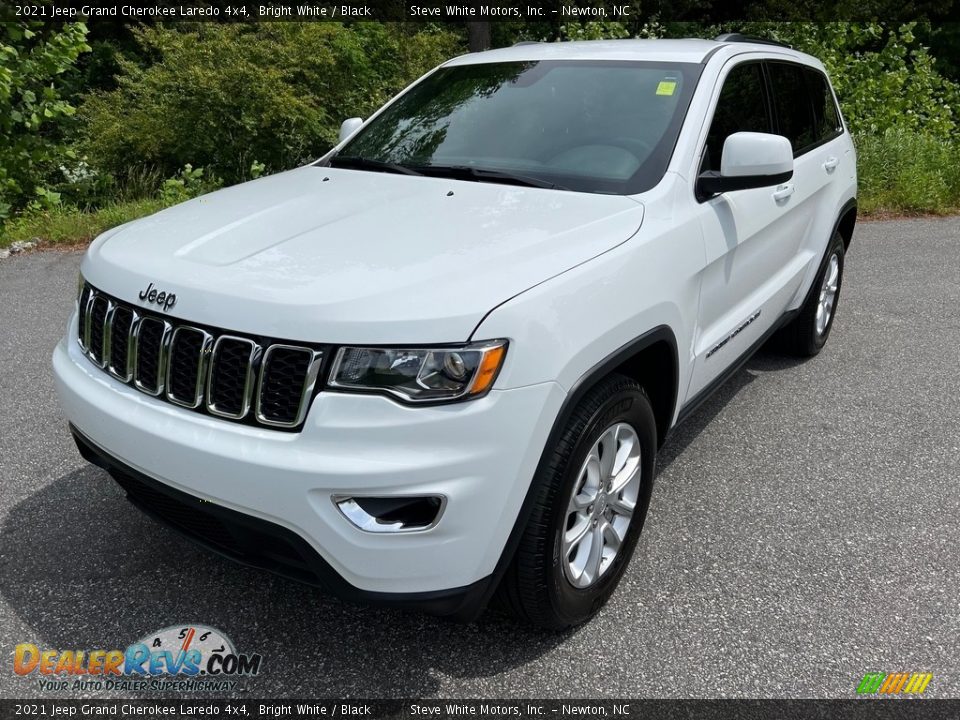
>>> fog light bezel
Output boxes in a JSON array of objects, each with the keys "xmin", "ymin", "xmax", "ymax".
[{"xmin": 333, "ymin": 494, "xmax": 446, "ymax": 533}]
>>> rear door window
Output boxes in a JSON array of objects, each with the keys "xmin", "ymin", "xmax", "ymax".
[{"xmin": 767, "ymin": 62, "xmax": 818, "ymax": 154}]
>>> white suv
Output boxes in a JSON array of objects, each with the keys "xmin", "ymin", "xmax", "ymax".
[{"xmin": 54, "ymin": 36, "xmax": 857, "ymax": 628}]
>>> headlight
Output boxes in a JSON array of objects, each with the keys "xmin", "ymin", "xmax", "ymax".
[{"xmin": 329, "ymin": 340, "xmax": 508, "ymax": 404}]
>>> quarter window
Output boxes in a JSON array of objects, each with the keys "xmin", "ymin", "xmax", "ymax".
[
  {"xmin": 804, "ymin": 67, "xmax": 842, "ymax": 142},
  {"xmin": 703, "ymin": 63, "xmax": 771, "ymax": 172}
]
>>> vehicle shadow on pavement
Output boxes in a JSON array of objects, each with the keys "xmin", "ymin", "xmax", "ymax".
[
  {"xmin": 0, "ymin": 464, "xmax": 571, "ymax": 697},
  {"xmin": 656, "ymin": 345, "xmax": 803, "ymax": 473}
]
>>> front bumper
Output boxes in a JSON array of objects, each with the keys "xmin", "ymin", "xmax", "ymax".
[{"xmin": 53, "ymin": 319, "xmax": 564, "ymax": 605}]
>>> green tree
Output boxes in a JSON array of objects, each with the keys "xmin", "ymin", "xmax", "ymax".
[
  {"xmin": 77, "ymin": 23, "xmax": 462, "ymax": 184},
  {"xmin": 0, "ymin": 22, "xmax": 90, "ymax": 219},
  {"xmin": 730, "ymin": 22, "xmax": 960, "ymax": 138}
]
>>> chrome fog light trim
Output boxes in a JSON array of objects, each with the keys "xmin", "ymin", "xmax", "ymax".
[{"xmin": 333, "ymin": 495, "xmax": 446, "ymax": 533}]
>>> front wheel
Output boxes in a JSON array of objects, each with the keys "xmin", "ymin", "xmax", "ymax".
[{"xmin": 496, "ymin": 374, "xmax": 657, "ymax": 629}]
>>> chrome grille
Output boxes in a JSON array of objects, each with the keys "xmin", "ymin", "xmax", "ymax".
[
  {"xmin": 107, "ymin": 306, "xmax": 136, "ymax": 381},
  {"xmin": 256, "ymin": 345, "xmax": 321, "ymax": 427},
  {"xmin": 78, "ymin": 285, "xmax": 92, "ymax": 351},
  {"xmin": 166, "ymin": 326, "xmax": 212, "ymax": 408},
  {"xmin": 77, "ymin": 284, "xmax": 323, "ymax": 430},
  {"xmin": 133, "ymin": 317, "xmax": 169, "ymax": 395},
  {"xmin": 207, "ymin": 336, "xmax": 259, "ymax": 419},
  {"xmin": 87, "ymin": 295, "xmax": 110, "ymax": 367}
]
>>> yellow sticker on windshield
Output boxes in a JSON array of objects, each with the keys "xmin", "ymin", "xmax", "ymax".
[{"xmin": 656, "ymin": 80, "xmax": 677, "ymax": 96}]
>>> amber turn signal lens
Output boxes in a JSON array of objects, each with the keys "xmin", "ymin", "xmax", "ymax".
[{"xmin": 469, "ymin": 345, "xmax": 507, "ymax": 396}]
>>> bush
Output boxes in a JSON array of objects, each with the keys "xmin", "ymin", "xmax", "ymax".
[
  {"xmin": 159, "ymin": 163, "xmax": 221, "ymax": 204},
  {"xmin": 0, "ymin": 22, "xmax": 90, "ymax": 219},
  {"xmin": 77, "ymin": 23, "xmax": 462, "ymax": 185}
]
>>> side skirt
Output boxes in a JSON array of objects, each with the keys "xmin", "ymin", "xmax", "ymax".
[{"xmin": 672, "ymin": 308, "xmax": 798, "ymax": 430}]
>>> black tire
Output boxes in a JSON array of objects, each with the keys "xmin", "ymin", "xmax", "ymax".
[
  {"xmin": 496, "ymin": 373, "xmax": 657, "ymax": 630},
  {"xmin": 774, "ymin": 230, "xmax": 846, "ymax": 357}
]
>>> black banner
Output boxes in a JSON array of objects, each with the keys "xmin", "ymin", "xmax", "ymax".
[
  {"xmin": 3, "ymin": 0, "xmax": 960, "ymax": 23},
  {"xmin": 3, "ymin": 700, "xmax": 960, "ymax": 720}
]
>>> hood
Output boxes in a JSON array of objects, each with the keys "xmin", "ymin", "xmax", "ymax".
[{"xmin": 84, "ymin": 165, "xmax": 644, "ymax": 344}]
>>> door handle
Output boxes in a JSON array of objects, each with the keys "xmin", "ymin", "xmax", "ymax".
[
  {"xmin": 772, "ymin": 183, "xmax": 795, "ymax": 202},
  {"xmin": 823, "ymin": 156, "xmax": 839, "ymax": 172}
]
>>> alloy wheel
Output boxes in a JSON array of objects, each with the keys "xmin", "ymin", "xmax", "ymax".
[
  {"xmin": 562, "ymin": 422, "xmax": 642, "ymax": 589},
  {"xmin": 816, "ymin": 253, "xmax": 840, "ymax": 336}
]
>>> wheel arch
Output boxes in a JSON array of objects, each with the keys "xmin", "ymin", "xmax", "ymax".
[
  {"xmin": 836, "ymin": 198, "xmax": 857, "ymax": 249},
  {"xmin": 546, "ymin": 326, "xmax": 680, "ymax": 453},
  {"xmin": 478, "ymin": 324, "xmax": 680, "ymax": 616},
  {"xmin": 608, "ymin": 334, "xmax": 679, "ymax": 449}
]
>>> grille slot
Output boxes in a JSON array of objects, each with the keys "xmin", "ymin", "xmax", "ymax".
[
  {"xmin": 87, "ymin": 295, "xmax": 110, "ymax": 366},
  {"xmin": 77, "ymin": 283, "xmax": 322, "ymax": 431},
  {"xmin": 256, "ymin": 345, "xmax": 320, "ymax": 427},
  {"xmin": 165, "ymin": 327, "xmax": 212, "ymax": 408},
  {"xmin": 207, "ymin": 336, "xmax": 259, "ymax": 419},
  {"xmin": 133, "ymin": 317, "xmax": 170, "ymax": 396},
  {"xmin": 108, "ymin": 306, "xmax": 136, "ymax": 381}
]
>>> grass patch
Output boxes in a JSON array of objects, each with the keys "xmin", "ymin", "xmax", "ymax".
[
  {"xmin": 0, "ymin": 198, "xmax": 170, "ymax": 249},
  {"xmin": 856, "ymin": 128, "xmax": 960, "ymax": 216}
]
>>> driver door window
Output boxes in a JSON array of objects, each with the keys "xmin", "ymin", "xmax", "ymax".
[{"xmin": 703, "ymin": 63, "xmax": 772, "ymax": 172}]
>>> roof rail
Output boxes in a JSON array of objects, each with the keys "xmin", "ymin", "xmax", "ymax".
[
  {"xmin": 513, "ymin": 41, "xmax": 542, "ymax": 46},
  {"xmin": 714, "ymin": 33, "xmax": 792, "ymax": 49}
]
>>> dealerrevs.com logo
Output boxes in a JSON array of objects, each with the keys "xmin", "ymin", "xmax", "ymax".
[
  {"xmin": 857, "ymin": 672, "xmax": 933, "ymax": 695},
  {"xmin": 13, "ymin": 624, "xmax": 262, "ymax": 693}
]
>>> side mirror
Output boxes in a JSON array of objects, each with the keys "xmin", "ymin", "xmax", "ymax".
[
  {"xmin": 339, "ymin": 117, "xmax": 363, "ymax": 143},
  {"xmin": 697, "ymin": 132, "xmax": 794, "ymax": 199}
]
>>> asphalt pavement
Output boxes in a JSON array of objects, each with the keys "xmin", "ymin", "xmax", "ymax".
[{"xmin": 1, "ymin": 218, "xmax": 959, "ymax": 699}]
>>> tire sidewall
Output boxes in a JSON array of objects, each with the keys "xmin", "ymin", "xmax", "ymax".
[
  {"xmin": 546, "ymin": 387, "xmax": 657, "ymax": 625},
  {"xmin": 811, "ymin": 232, "xmax": 846, "ymax": 350}
]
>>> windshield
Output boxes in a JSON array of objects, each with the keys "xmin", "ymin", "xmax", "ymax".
[{"xmin": 335, "ymin": 60, "xmax": 702, "ymax": 194}]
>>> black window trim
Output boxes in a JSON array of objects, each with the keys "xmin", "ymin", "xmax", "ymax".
[
  {"xmin": 764, "ymin": 59, "xmax": 844, "ymax": 158},
  {"xmin": 693, "ymin": 57, "xmax": 775, "ymax": 203}
]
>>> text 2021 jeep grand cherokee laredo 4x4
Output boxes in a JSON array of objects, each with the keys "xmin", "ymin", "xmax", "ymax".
[{"xmin": 54, "ymin": 37, "xmax": 856, "ymax": 629}]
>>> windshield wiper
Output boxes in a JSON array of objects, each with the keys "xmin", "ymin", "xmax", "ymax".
[
  {"xmin": 418, "ymin": 165, "xmax": 569, "ymax": 191},
  {"xmin": 328, "ymin": 156, "xmax": 423, "ymax": 176}
]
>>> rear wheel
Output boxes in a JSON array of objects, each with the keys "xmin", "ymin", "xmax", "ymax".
[
  {"xmin": 774, "ymin": 230, "xmax": 845, "ymax": 357},
  {"xmin": 496, "ymin": 374, "xmax": 657, "ymax": 629}
]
